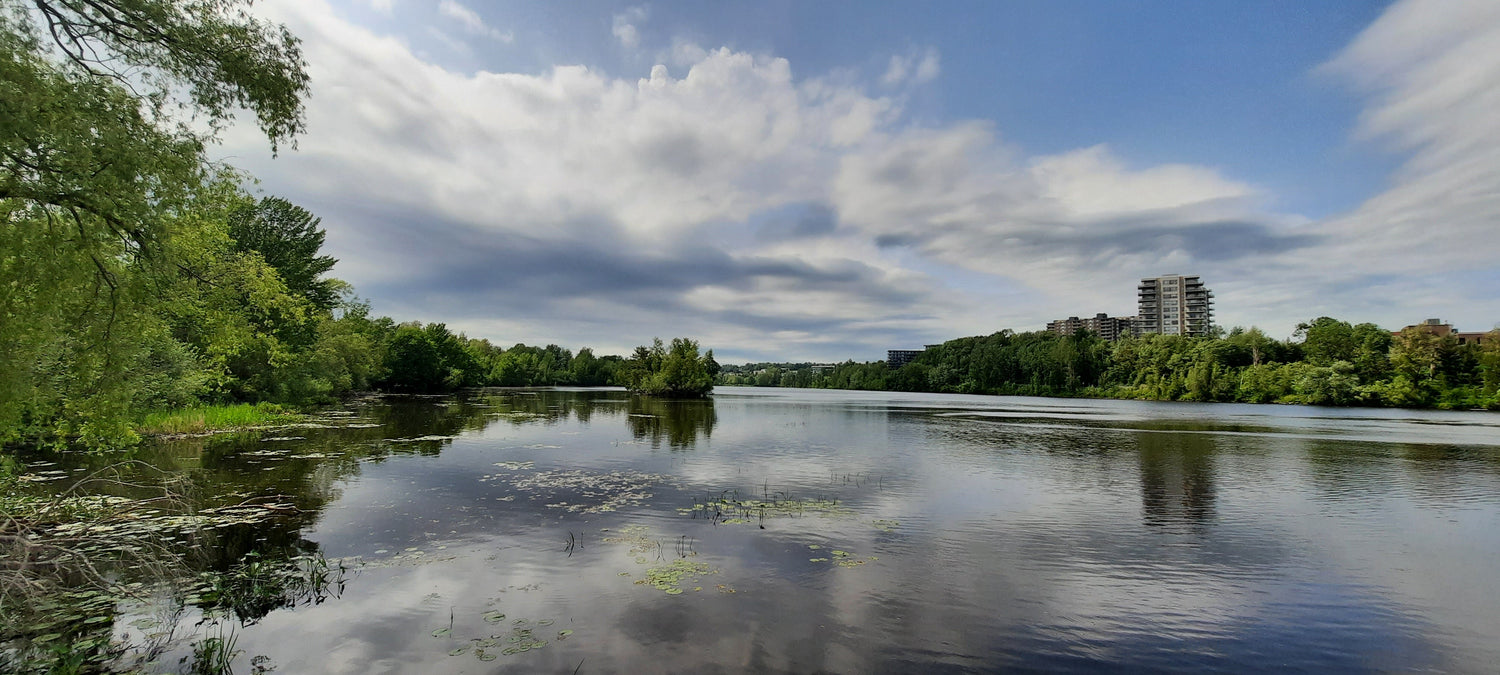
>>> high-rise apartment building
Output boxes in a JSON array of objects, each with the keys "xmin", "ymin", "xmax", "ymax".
[{"xmin": 1137, "ymin": 275, "xmax": 1213, "ymax": 336}]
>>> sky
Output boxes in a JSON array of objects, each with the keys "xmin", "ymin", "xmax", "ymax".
[{"xmin": 219, "ymin": 0, "xmax": 1500, "ymax": 363}]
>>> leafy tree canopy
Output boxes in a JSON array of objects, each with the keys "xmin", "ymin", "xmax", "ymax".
[
  {"xmin": 623, "ymin": 338, "xmax": 715, "ymax": 398},
  {"xmin": 229, "ymin": 196, "xmax": 340, "ymax": 311}
]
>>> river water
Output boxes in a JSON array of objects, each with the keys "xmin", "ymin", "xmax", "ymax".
[{"xmin": 26, "ymin": 387, "xmax": 1500, "ymax": 673}]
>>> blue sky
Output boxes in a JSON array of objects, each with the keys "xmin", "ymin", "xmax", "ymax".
[
  {"xmin": 362, "ymin": 1, "xmax": 1396, "ymax": 218},
  {"xmin": 225, "ymin": 0, "xmax": 1500, "ymax": 361}
]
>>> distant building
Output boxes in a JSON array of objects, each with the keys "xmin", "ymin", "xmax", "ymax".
[
  {"xmin": 1394, "ymin": 319, "xmax": 1492, "ymax": 345},
  {"xmin": 1137, "ymin": 274, "xmax": 1214, "ymax": 336},
  {"xmin": 1046, "ymin": 313, "xmax": 1139, "ymax": 341},
  {"xmin": 886, "ymin": 349, "xmax": 924, "ymax": 369}
]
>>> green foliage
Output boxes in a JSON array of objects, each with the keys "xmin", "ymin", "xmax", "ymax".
[
  {"xmin": 1481, "ymin": 330, "xmax": 1500, "ymax": 395},
  {"xmin": 380, "ymin": 323, "xmax": 483, "ymax": 392},
  {"xmin": 1, "ymin": 0, "xmax": 309, "ymax": 449},
  {"xmin": 623, "ymin": 338, "xmax": 715, "ymax": 398},
  {"xmin": 1295, "ymin": 317, "xmax": 1357, "ymax": 366},
  {"xmin": 229, "ymin": 197, "xmax": 340, "ymax": 311},
  {"xmin": 12, "ymin": 0, "xmax": 310, "ymax": 151},
  {"xmin": 1391, "ymin": 326, "xmax": 1448, "ymax": 382},
  {"xmin": 136, "ymin": 403, "xmax": 296, "ymax": 435},
  {"xmin": 719, "ymin": 318, "xmax": 1495, "ymax": 410}
]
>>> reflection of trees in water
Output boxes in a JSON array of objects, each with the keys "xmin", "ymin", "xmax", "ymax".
[
  {"xmin": 1137, "ymin": 432, "xmax": 1217, "ymax": 528},
  {"xmin": 627, "ymin": 397, "xmax": 717, "ymax": 450},
  {"xmin": 476, "ymin": 388, "xmax": 629, "ymax": 429},
  {"xmin": 2, "ymin": 388, "xmax": 663, "ymax": 665}
]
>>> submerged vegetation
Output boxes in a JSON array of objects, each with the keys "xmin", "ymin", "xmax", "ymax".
[{"xmin": 719, "ymin": 319, "xmax": 1500, "ymax": 409}]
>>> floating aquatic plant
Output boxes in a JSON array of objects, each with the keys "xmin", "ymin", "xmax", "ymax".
[
  {"xmin": 637, "ymin": 558, "xmax": 715, "ymax": 594},
  {"xmin": 441, "ymin": 614, "xmax": 558, "ymax": 661},
  {"xmin": 486, "ymin": 470, "xmax": 666, "ymax": 514},
  {"xmin": 680, "ymin": 490, "xmax": 853, "ymax": 526},
  {"xmin": 605, "ymin": 525, "xmax": 721, "ymax": 595},
  {"xmin": 807, "ymin": 547, "xmax": 878, "ymax": 569}
]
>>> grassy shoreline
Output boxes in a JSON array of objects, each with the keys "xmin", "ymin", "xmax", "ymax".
[{"xmin": 135, "ymin": 403, "xmax": 305, "ymax": 436}]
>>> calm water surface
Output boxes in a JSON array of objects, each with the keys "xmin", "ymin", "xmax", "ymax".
[{"xmin": 59, "ymin": 388, "xmax": 1500, "ymax": 672}]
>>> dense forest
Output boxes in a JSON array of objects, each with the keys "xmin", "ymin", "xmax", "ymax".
[{"xmin": 718, "ymin": 320, "xmax": 1500, "ymax": 410}]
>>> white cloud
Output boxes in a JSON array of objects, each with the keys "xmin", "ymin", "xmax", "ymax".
[
  {"xmin": 363, "ymin": 0, "xmax": 393, "ymax": 14},
  {"xmin": 224, "ymin": 0, "xmax": 1500, "ymax": 357},
  {"xmin": 1314, "ymin": 0, "xmax": 1500, "ymax": 271},
  {"xmin": 613, "ymin": 6, "xmax": 648, "ymax": 49},
  {"xmin": 1216, "ymin": 0, "xmax": 1500, "ymax": 331},
  {"xmin": 437, "ymin": 0, "xmax": 513, "ymax": 43},
  {"xmin": 882, "ymin": 47, "xmax": 940, "ymax": 86}
]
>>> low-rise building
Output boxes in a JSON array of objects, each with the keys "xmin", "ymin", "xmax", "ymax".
[
  {"xmin": 886, "ymin": 349, "xmax": 924, "ymax": 369},
  {"xmin": 1046, "ymin": 313, "xmax": 1139, "ymax": 341},
  {"xmin": 1394, "ymin": 319, "xmax": 1492, "ymax": 345}
]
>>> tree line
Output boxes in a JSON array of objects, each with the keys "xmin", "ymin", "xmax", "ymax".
[
  {"xmin": 718, "ymin": 320, "xmax": 1500, "ymax": 410},
  {"xmin": 0, "ymin": 1, "xmax": 713, "ymax": 451}
]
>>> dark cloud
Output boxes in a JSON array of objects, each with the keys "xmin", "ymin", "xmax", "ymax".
[
  {"xmin": 1074, "ymin": 220, "xmax": 1322, "ymax": 261},
  {"xmin": 638, "ymin": 131, "xmax": 706, "ymax": 177},
  {"xmin": 755, "ymin": 203, "xmax": 838, "ymax": 241},
  {"xmin": 301, "ymin": 198, "xmax": 926, "ymax": 329},
  {"xmin": 876, "ymin": 218, "xmax": 1319, "ymax": 263}
]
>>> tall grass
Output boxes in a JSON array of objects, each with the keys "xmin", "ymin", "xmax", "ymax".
[{"xmin": 137, "ymin": 403, "xmax": 299, "ymax": 435}]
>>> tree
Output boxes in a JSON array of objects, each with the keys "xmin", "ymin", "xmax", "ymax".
[
  {"xmin": 1350, "ymin": 323, "xmax": 1393, "ymax": 384},
  {"xmin": 1225, "ymin": 327, "xmax": 1275, "ymax": 366},
  {"xmin": 1, "ymin": 0, "xmax": 309, "ymax": 445},
  {"xmin": 569, "ymin": 348, "xmax": 609, "ymax": 386},
  {"xmin": 623, "ymin": 338, "xmax": 714, "ymax": 397},
  {"xmin": 17, "ymin": 0, "xmax": 309, "ymax": 149},
  {"xmin": 1295, "ymin": 317, "xmax": 1356, "ymax": 366},
  {"xmin": 1294, "ymin": 361, "xmax": 1360, "ymax": 405},
  {"xmin": 229, "ymin": 197, "xmax": 340, "ymax": 311},
  {"xmin": 1481, "ymin": 330, "xmax": 1500, "ymax": 395},
  {"xmin": 382, "ymin": 324, "xmax": 444, "ymax": 392},
  {"xmin": 1391, "ymin": 326, "xmax": 1449, "ymax": 381}
]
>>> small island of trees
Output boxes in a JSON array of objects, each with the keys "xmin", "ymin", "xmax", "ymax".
[{"xmin": 620, "ymin": 338, "xmax": 719, "ymax": 398}]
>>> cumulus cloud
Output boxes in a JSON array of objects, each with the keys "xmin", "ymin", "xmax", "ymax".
[
  {"xmin": 437, "ymin": 0, "xmax": 513, "ymax": 43},
  {"xmin": 613, "ymin": 6, "xmax": 648, "ymax": 49},
  {"xmin": 223, "ymin": 0, "xmax": 1500, "ymax": 359}
]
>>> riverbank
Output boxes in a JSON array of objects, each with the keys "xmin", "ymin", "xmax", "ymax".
[
  {"xmin": 717, "ymin": 382, "xmax": 1500, "ymax": 411},
  {"xmin": 135, "ymin": 403, "xmax": 305, "ymax": 436}
]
